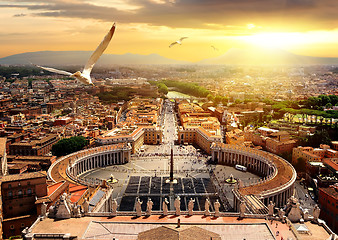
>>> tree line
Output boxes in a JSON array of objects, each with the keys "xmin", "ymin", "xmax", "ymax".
[
  {"xmin": 149, "ymin": 80, "xmax": 210, "ymax": 98},
  {"xmin": 52, "ymin": 136, "xmax": 88, "ymax": 157},
  {"xmin": 270, "ymin": 95, "xmax": 338, "ymax": 125},
  {"xmin": 0, "ymin": 66, "xmax": 50, "ymax": 80},
  {"xmin": 96, "ymin": 87, "xmax": 137, "ymax": 103}
]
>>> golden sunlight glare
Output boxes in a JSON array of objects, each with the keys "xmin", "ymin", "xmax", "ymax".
[
  {"xmin": 241, "ymin": 32, "xmax": 306, "ymax": 49},
  {"xmin": 247, "ymin": 24, "xmax": 255, "ymax": 30}
]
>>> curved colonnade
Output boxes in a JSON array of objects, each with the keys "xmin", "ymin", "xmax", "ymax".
[
  {"xmin": 48, "ymin": 141, "xmax": 296, "ymax": 212},
  {"xmin": 211, "ymin": 143, "xmax": 296, "ymax": 209},
  {"xmin": 48, "ymin": 143, "xmax": 132, "ymax": 186}
]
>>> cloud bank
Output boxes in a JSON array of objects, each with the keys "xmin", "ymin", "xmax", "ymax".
[{"xmin": 1, "ymin": 0, "xmax": 337, "ymax": 31}]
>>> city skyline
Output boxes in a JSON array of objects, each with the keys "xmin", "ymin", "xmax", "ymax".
[{"xmin": 0, "ymin": 0, "xmax": 338, "ymax": 62}]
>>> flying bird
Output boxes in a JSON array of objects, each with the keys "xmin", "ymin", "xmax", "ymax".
[
  {"xmin": 169, "ymin": 37, "xmax": 188, "ymax": 48},
  {"xmin": 211, "ymin": 45, "xmax": 219, "ymax": 51},
  {"xmin": 35, "ymin": 23, "xmax": 116, "ymax": 85}
]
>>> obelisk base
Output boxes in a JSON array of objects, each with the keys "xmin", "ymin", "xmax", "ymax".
[{"xmin": 165, "ymin": 179, "xmax": 178, "ymax": 184}]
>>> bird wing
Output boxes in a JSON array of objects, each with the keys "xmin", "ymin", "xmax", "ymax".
[
  {"xmin": 36, "ymin": 65, "xmax": 73, "ymax": 76},
  {"xmin": 83, "ymin": 23, "xmax": 116, "ymax": 76},
  {"xmin": 179, "ymin": 37, "xmax": 188, "ymax": 41},
  {"xmin": 169, "ymin": 42, "xmax": 178, "ymax": 48}
]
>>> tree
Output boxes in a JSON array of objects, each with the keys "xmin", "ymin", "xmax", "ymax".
[
  {"xmin": 318, "ymin": 95, "xmax": 330, "ymax": 106},
  {"xmin": 52, "ymin": 136, "xmax": 88, "ymax": 157},
  {"xmin": 221, "ymin": 96, "xmax": 229, "ymax": 105},
  {"xmin": 213, "ymin": 95, "xmax": 222, "ymax": 105},
  {"xmin": 264, "ymin": 114, "xmax": 272, "ymax": 122},
  {"xmin": 161, "ymin": 80, "xmax": 209, "ymax": 97},
  {"xmin": 306, "ymin": 130, "xmax": 331, "ymax": 148},
  {"xmin": 207, "ymin": 94, "xmax": 214, "ymax": 102},
  {"xmin": 325, "ymin": 103, "xmax": 333, "ymax": 109},
  {"xmin": 157, "ymin": 83, "xmax": 168, "ymax": 95},
  {"xmin": 234, "ymin": 99, "xmax": 242, "ymax": 104}
]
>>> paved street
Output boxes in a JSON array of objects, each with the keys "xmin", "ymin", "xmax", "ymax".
[
  {"xmin": 162, "ymin": 99, "xmax": 177, "ymax": 145},
  {"xmin": 294, "ymin": 180, "xmax": 317, "ymax": 214}
]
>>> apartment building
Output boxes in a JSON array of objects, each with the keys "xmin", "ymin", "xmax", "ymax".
[
  {"xmin": 318, "ymin": 184, "xmax": 338, "ymax": 233},
  {"xmin": 292, "ymin": 145, "xmax": 338, "ymax": 165},
  {"xmin": 96, "ymin": 126, "xmax": 162, "ymax": 153},
  {"xmin": 244, "ymin": 127, "xmax": 296, "ymax": 155},
  {"xmin": 9, "ymin": 134, "xmax": 59, "ymax": 156},
  {"xmin": 176, "ymin": 101, "xmax": 222, "ymax": 154},
  {"xmin": 0, "ymin": 171, "xmax": 47, "ymax": 239}
]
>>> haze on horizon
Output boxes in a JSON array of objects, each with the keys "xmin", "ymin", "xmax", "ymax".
[{"xmin": 0, "ymin": 0, "xmax": 337, "ymax": 62}]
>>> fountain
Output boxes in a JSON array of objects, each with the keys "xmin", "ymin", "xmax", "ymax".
[{"xmin": 225, "ymin": 174, "xmax": 237, "ymax": 184}]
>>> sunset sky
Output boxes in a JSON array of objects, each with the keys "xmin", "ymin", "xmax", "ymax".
[{"xmin": 0, "ymin": 0, "xmax": 337, "ymax": 62}]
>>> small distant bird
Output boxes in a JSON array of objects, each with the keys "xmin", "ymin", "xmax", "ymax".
[
  {"xmin": 35, "ymin": 23, "xmax": 116, "ymax": 85},
  {"xmin": 169, "ymin": 37, "xmax": 188, "ymax": 48},
  {"xmin": 211, "ymin": 45, "xmax": 219, "ymax": 51}
]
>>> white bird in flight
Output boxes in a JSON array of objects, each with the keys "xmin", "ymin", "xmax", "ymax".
[
  {"xmin": 211, "ymin": 45, "xmax": 219, "ymax": 51},
  {"xmin": 169, "ymin": 37, "xmax": 188, "ymax": 48},
  {"xmin": 36, "ymin": 23, "xmax": 116, "ymax": 85}
]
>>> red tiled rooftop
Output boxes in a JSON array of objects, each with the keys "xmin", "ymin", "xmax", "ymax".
[
  {"xmin": 47, "ymin": 182, "xmax": 64, "ymax": 196},
  {"xmin": 70, "ymin": 189, "xmax": 87, "ymax": 203},
  {"xmin": 69, "ymin": 183, "xmax": 87, "ymax": 192},
  {"xmin": 69, "ymin": 183, "xmax": 87, "ymax": 203},
  {"xmin": 323, "ymin": 158, "xmax": 338, "ymax": 171}
]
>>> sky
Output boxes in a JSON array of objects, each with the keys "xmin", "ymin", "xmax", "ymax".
[{"xmin": 0, "ymin": 0, "xmax": 337, "ymax": 62}]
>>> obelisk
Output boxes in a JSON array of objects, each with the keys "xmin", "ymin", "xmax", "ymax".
[
  {"xmin": 170, "ymin": 147, "xmax": 174, "ymax": 182},
  {"xmin": 166, "ymin": 146, "xmax": 177, "ymax": 184}
]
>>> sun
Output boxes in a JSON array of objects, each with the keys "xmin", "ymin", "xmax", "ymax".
[
  {"xmin": 241, "ymin": 32, "xmax": 305, "ymax": 49},
  {"xmin": 247, "ymin": 24, "xmax": 255, "ymax": 30}
]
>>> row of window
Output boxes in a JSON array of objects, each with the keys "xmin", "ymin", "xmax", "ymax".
[
  {"xmin": 10, "ymin": 223, "xmax": 25, "ymax": 230},
  {"xmin": 8, "ymin": 188, "xmax": 32, "ymax": 197}
]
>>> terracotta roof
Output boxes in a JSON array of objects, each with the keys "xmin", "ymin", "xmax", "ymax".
[
  {"xmin": 69, "ymin": 183, "xmax": 88, "ymax": 203},
  {"xmin": 322, "ymin": 158, "xmax": 338, "ymax": 171},
  {"xmin": 47, "ymin": 181, "xmax": 64, "ymax": 195},
  {"xmin": 0, "ymin": 171, "xmax": 47, "ymax": 183},
  {"xmin": 270, "ymin": 131, "xmax": 289, "ymax": 136}
]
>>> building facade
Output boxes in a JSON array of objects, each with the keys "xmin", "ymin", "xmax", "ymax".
[
  {"xmin": 318, "ymin": 185, "xmax": 338, "ymax": 233},
  {"xmin": 96, "ymin": 126, "xmax": 162, "ymax": 154},
  {"xmin": 0, "ymin": 171, "xmax": 47, "ymax": 239},
  {"xmin": 9, "ymin": 134, "xmax": 59, "ymax": 156}
]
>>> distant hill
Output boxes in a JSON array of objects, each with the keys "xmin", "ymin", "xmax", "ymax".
[
  {"xmin": 198, "ymin": 48, "xmax": 338, "ymax": 65},
  {"xmin": 0, "ymin": 49, "xmax": 337, "ymax": 65},
  {"xmin": 0, "ymin": 51, "xmax": 189, "ymax": 65}
]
